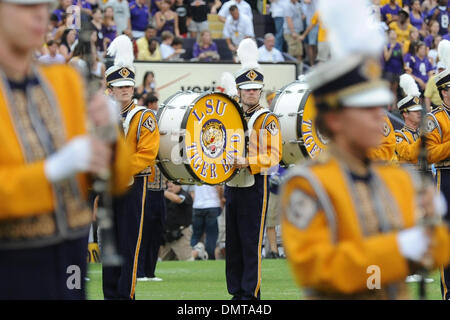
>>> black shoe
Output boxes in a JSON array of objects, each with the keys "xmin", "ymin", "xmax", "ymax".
[{"xmin": 266, "ymin": 251, "xmax": 279, "ymax": 259}]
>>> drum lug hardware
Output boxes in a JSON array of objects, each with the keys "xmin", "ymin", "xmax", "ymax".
[
  {"xmin": 160, "ymin": 159, "xmax": 170, "ymax": 163},
  {"xmin": 159, "ymin": 130, "xmax": 168, "ymax": 135},
  {"xmin": 167, "ymin": 105, "xmax": 176, "ymax": 109},
  {"xmin": 289, "ymin": 139, "xmax": 304, "ymax": 144},
  {"xmin": 288, "ymin": 111, "xmax": 303, "ymax": 116},
  {"xmin": 275, "ymin": 113, "xmax": 283, "ymax": 118}
]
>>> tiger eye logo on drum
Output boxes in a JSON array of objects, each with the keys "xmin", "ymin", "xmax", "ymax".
[
  {"xmin": 183, "ymin": 94, "xmax": 246, "ymax": 185},
  {"xmin": 200, "ymin": 119, "xmax": 226, "ymax": 158}
]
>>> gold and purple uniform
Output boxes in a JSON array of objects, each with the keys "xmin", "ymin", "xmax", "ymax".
[
  {"xmin": 368, "ymin": 116, "xmax": 397, "ymax": 161},
  {"xmin": 225, "ymin": 104, "xmax": 282, "ymax": 300},
  {"xmin": 102, "ymin": 100, "xmax": 160, "ymax": 300},
  {"xmin": 281, "ymin": 146, "xmax": 450, "ymax": 299},
  {"xmin": 0, "ymin": 64, "xmax": 131, "ymax": 299},
  {"xmin": 395, "ymin": 126, "xmax": 421, "ymax": 164},
  {"xmin": 425, "ymin": 104, "xmax": 450, "ymax": 299}
]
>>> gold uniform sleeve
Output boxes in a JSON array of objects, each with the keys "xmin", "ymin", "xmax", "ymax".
[
  {"xmin": 281, "ymin": 176, "xmax": 410, "ymax": 294},
  {"xmin": 425, "ymin": 116, "xmax": 450, "ymax": 163},
  {"xmin": 127, "ymin": 111, "xmax": 160, "ymax": 177},
  {"xmin": 248, "ymin": 114, "xmax": 282, "ymax": 175}
]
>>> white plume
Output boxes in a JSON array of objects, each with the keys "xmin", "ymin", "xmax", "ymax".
[
  {"xmin": 399, "ymin": 73, "xmax": 420, "ymax": 97},
  {"xmin": 107, "ymin": 35, "xmax": 134, "ymax": 68},
  {"xmin": 220, "ymin": 72, "xmax": 238, "ymax": 96},
  {"xmin": 318, "ymin": 0, "xmax": 386, "ymax": 59},
  {"xmin": 236, "ymin": 38, "xmax": 260, "ymax": 70},
  {"xmin": 438, "ymin": 39, "xmax": 450, "ymax": 69}
]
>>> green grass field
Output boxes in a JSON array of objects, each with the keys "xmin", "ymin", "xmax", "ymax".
[{"xmin": 86, "ymin": 259, "xmax": 444, "ymax": 300}]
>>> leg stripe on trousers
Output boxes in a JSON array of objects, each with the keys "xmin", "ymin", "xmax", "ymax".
[
  {"xmin": 254, "ymin": 175, "xmax": 268, "ymax": 298},
  {"xmin": 441, "ymin": 266, "xmax": 448, "ymax": 300},
  {"xmin": 130, "ymin": 176, "xmax": 147, "ymax": 299}
]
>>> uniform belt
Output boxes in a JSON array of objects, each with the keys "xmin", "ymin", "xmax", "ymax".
[{"xmin": 431, "ymin": 160, "xmax": 450, "ymax": 169}]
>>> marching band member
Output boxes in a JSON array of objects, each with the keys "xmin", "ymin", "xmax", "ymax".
[
  {"xmin": 425, "ymin": 39, "xmax": 450, "ymax": 300},
  {"xmin": 101, "ymin": 35, "xmax": 160, "ymax": 300},
  {"xmin": 395, "ymin": 73, "xmax": 423, "ymax": 164},
  {"xmin": 0, "ymin": 0, "xmax": 131, "ymax": 299},
  {"xmin": 223, "ymin": 39, "xmax": 282, "ymax": 300},
  {"xmin": 281, "ymin": 0, "xmax": 450, "ymax": 300},
  {"xmin": 367, "ymin": 115, "xmax": 397, "ymax": 161}
]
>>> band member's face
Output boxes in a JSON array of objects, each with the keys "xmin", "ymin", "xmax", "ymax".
[
  {"xmin": 328, "ymin": 107, "xmax": 385, "ymax": 151},
  {"xmin": 110, "ymin": 86, "xmax": 134, "ymax": 105},
  {"xmin": 239, "ymin": 88, "xmax": 261, "ymax": 107},
  {"xmin": 404, "ymin": 110, "xmax": 422, "ymax": 127},
  {"xmin": 0, "ymin": 3, "xmax": 49, "ymax": 51}
]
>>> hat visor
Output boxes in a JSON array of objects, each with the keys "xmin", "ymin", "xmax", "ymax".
[
  {"xmin": 239, "ymin": 83, "xmax": 264, "ymax": 90},
  {"xmin": 341, "ymin": 86, "xmax": 394, "ymax": 108},
  {"xmin": 110, "ymin": 80, "xmax": 135, "ymax": 87},
  {"xmin": 407, "ymin": 105, "xmax": 423, "ymax": 112}
]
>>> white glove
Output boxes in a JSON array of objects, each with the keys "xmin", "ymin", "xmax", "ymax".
[
  {"xmin": 44, "ymin": 136, "xmax": 91, "ymax": 183},
  {"xmin": 396, "ymin": 227, "xmax": 430, "ymax": 262}
]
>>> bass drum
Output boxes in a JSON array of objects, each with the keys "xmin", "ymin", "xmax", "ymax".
[
  {"xmin": 156, "ymin": 91, "xmax": 247, "ymax": 185},
  {"xmin": 270, "ymin": 80, "xmax": 328, "ymax": 166}
]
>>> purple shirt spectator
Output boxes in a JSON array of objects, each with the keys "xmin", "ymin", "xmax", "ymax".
[
  {"xmin": 444, "ymin": 33, "xmax": 450, "ymax": 41},
  {"xmin": 192, "ymin": 41, "xmax": 219, "ymax": 61},
  {"xmin": 411, "ymin": 55, "xmax": 433, "ymax": 83},
  {"xmin": 73, "ymin": 0, "xmax": 92, "ymax": 10},
  {"xmin": 380, "ymin": 4, "xmax": 401, "ymax": 23},
  {"xmin": 151, "ymin": 0, "xmax": 162, "ymax": 16},
  {"xmin": 383, "ymin": 42, "xmax": 404, "ymax": 75},
  {"xmin": 409, "ymin": 12, "xmax": 424, "ymax": 31},
  {"xmin": 424, "ymin": 35, "xmax": 434, "ymax": 48},
  {"xmin": 428, "ymin": 6, "xmax": 450, "ymax": 35},
  {"xmin": 102, "ymin": 24, "xmax": 117, "ymax": 43},
  {"xmin": 130, "ymin": 1, "xmax": 150, "ymax": 33}
]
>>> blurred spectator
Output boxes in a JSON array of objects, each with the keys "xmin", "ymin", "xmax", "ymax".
[
  {"xmin": 283, "ymin": 0, "xmax": 304, "ymax": 63},
  {"xmin": 218, "ymin": 0, "xmax": 253, "ymax": 23},
  {"xmin": 300, "ymin": 10, "xmax": 329, "ymax": 64},
  {"xmin": 214, "ymin": 209, "xmax": 226, "ymax": 260},
  {"xmin": 151, "ymin": 0, "xmax": 164, "ymax": 16},
  {"xmin": 389, "ymin": 9, "xmax": 414, "ymax": 45},
  {"xmin": 102, "ymin": 6, "xmax": 118, "ymax": 50},
  {"xmin": 187, "ymin": 0, "xmax": 210, "ymax": 38},
  {"xmin": 270, "ymin": 0, "xmax": 287, "ymax": 52},
  {"xmin": 424, "ymin": 61, "xmax": 446, "ymax": 111},
  {"xmin": 383, "ymin": 29, "xmax": 404, "ymax": 109},
  {"xmin": 427, "ymin": 0, "xmax": 449, "ymax": 35},
  {"xmin": 137, "ymin": 71, "xmax": 158, "ymax": 96},
  {"xmin": 155, "ymin": 0, "xmax": 180, "ymax": 37},
  {"xmin": 223, "ymin": 5, "xmax": 255, "ymax": 54},
  {"xmin": 424, "ymin": 19, "xmax": 441, "ymax": 48},
  {"xmin": 159, "ymin": 182, "xmax": 208, "ymax": 261},
  {"xmin": 404, "ymin": 39, "xmax": 419, "ymax": 71},
  {"xmin": 258, "ymin": 33, "xmax": 284, "ymax": 62},
  {"xmin": 380, "ymin": 0, "xmax": 401, "ymax": 25},
  {"xmin": 160, "ymin": 31, "xmax": 185, "ymax": 60},
  {"xmin": 409, "ymin": 0, "xmax": 426, "ymax": 36},
  {"xmin": 173, "ymin": 0, "xmax": 190, "ymax": 38},
  {"xmin": 192, "ymin": 30, "xmax": 220, "ymax": 61},
  {"xmin": 59, "ymin": 28, "xmax": 78, "ymax": 62},
  {"xmin": 264, "ymin": 165, "xmax": 285, "ymax": 259},
  {"xmin": 144, "ymin": 94, "xmax": 159, "ymax": 111},
  {"xmin": 402, "ymin": 27, "xmax": 420, "ymax": 54},
  {"xmin": 73, "ymin": 0, "xmax": 93, "ymax": 17},
  {"xmin": 191, "ymin": 185, "xmax": 224, "ymax": 260},
  {"xmin": 48, "ymin": 13, "xmax": 60, "ymax": 39},
  {"xmin": 39, "ymin": 40, "xmax": 66, "ymax": 64},
  {"xmin": 130, "ymin": 0, "xmax": 150, "ymax": 38},
  {"xmin": 410, "ymin": 41, "xmax": 434, "ymax": 91},
  {"xmin": 99, "ymin": 0, "xmax": 131, "ymax": 35},
  {"xmin": 170, "ymin": 37, "xmax": 185, "ymax": 60},
  {"xmin": 428, "ymin": 34, "xmax": 442, "ymax": 68},
  {"xmin": 301, "ymin": 0, "xmax": 318, "ymax": 67},
  {"xmin": 90, "ymin": 8, "xmax": 105, "ymax": 55},
  {"xmin": 136, "ymin": 26, "xmax": 161, "ymax": 60},
  {"xmin": 53, "ymin": 0, "xmax": 73, "ymax": 22}
]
